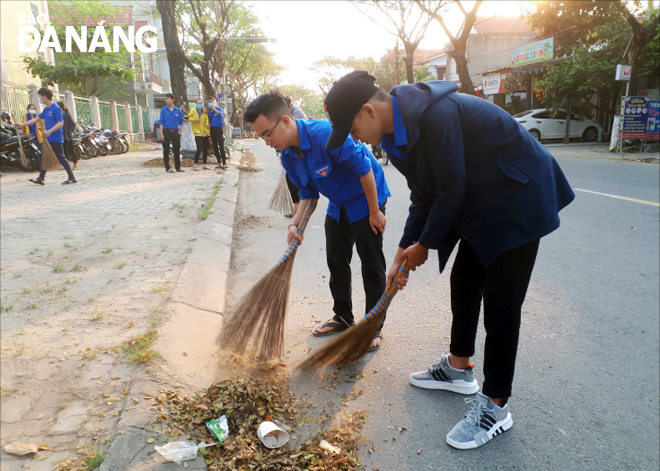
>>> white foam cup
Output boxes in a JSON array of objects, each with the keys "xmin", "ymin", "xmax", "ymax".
[{"xmin": 257, "ymin": 421, "xmax": 290, "ymax": 448}]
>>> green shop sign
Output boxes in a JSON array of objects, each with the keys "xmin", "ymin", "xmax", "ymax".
[{"xmin": 510, "ymin": 38, "xmax": 553, "ymax": 68}]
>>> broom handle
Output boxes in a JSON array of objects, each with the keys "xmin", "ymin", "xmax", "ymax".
[
  {"xmin": 278, "ymin": 199, "xmax": 318, "ymax": 264},
  {"xmin": 364, "ymin": 259, "xmax": 411, "ymax": 321}
]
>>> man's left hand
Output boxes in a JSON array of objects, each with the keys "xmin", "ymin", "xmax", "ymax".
[
  {"xmin": 43, "ymin": 130, "xmax": 51, "ymax": 138},
  {"xmin": 402, "ymin": 242, "xmax": 428, "ymax": 271},
  {"xmin": 368, "ymin": 210, "xmax": 386, "ymax": 235}
]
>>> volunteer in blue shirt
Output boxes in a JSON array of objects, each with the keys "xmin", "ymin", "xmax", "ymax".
[
  {"xmin": 17, "ymin": 87, "xmax": 76, "ymax": 185},
  {"xmin": 206, "ymin": 96, "xmax": 228, "ymax": 169},
  {"xmin": 159, "ymin": 93, "xmax": 185, "ymax": 173},
  {"xmin": 324, "ymin": 71, "xmax": 575, "ymax": 450},
  {"xmin": 244, "ymin": 91, "xmax": 391, "ymax": 352}
]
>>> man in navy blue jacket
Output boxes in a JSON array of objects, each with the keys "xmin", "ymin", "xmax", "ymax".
[
  {"xmin": 244, "ymin": 90, "xmax": 391, "ymax": 352},
  {"xmin": 324, "ymin": 71, "xmax": 574, "ymax": 450}
]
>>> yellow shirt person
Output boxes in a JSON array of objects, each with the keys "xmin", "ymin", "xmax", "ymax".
[{"xmin": 187, "ymin": 106, "xmax": 209, "ymax": 136}]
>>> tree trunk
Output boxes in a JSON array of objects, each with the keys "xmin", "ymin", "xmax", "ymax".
[
  {"xmin": 564, "ymin": 103, "xmax": 572, "ymax": 144},
  {"xmin": 403, "ymin": 46, "xmax": 415, "ymax": 84},
  {"xmin": 452, "ymin": 50, "xmax": 475, "ymax": 95},
  {"xmin": 156, "ymin": 0, "xmax": 188, "ymax": 108}
]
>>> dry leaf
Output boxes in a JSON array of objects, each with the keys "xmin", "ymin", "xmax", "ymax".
[
  {"xmin": 4, "ymin": 443, "xmax": 38, "ymax": 456},
  {"xmin": 92, "ymin": 375, "xmax": 102, "ymax": 380},
  {"xmin": 182, "ymin": 352, "xmax": 188, "ymax": 356},
  {"xmin": 417, "ymin": 448, "xmax": 422, "ymax": 454},
  {"xmin": 121, "ymin": 322, "xmax": 134, "ymax": 330},
  {"xmin": 146, "ymin": 438, "xmax": 154, "ymax": 444},
  {"xmin": 111, "ymin": 376, "xmax": 121, "ymax": 380}
]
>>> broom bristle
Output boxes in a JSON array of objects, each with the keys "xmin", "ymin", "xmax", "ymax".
[
  {"xmin": 219, "ymin": 251, "xmax": 296, "ymax": 361},
  {"xmin": 297, "ymin": 309, "xmax": 386, "ymax": 369},
  {"xmin": 268, "ymin": 171, "xmax": 294, "ymax": 215},
  {"xmin": 40, "ymin": 139, "xmax": 61, "ymax": 171}
]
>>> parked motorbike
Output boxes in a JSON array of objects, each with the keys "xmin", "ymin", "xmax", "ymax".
[
  {"xmin": 372, "ymin": 144, "xmax": 388, "ymax": 166},
  {"xmin": 0, "ymin": 127, "xmax": 41, "ymax": 172},
  {"xmin": 0, "ymin": 113, "xmax": 41, "ymax": 172}
]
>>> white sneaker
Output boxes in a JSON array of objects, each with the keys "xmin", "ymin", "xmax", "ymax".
[{"xmin": 409, "ymin": 354, "xmax": 479, "ymax": 395}]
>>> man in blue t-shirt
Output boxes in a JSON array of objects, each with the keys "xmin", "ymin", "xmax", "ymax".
[
  {"xmin": 17, "ymin": 87, "xmax": 76, "ymax": 185},
  {"xmin": 206, "ymin": 96, "xmax": 228, "ymax": 169},
  {"xmin": 159, "ymin": 93, "xmax": 185, "ymax": 173},
  {"xmin": 244, "ymin": 91, "xmax": 391, "ymax": 352}
]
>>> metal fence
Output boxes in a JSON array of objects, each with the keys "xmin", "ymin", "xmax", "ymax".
[
  {"xmin": 130, "ymin": 106, "xmax": 139, "ymax": 133},
  {"xmin": 117, "ymin": 106, "xmax": 128, "ymax": 132},
  {"xmin": 0, "ymin": 81, "xmax": 32, "ymax": 123},
  {"xmin": 74, "ymin": 96, "xmax": 94, "ymax": 126},
  {"xmin": 98, "ymin": 100, "xmax": 113, "ymax": 130}
]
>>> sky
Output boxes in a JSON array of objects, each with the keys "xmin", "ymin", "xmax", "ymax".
[{"xmin": 251, "ymin": 1, "xmax": 528, "ymax": 92}]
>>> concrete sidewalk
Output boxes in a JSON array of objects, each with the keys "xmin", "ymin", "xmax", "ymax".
[{"xmin": 0, "ymin": 146, "xmax": 241, "ymax": 469}]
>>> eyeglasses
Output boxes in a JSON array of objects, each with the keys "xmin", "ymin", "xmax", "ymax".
[{"xmin": 259, "ymin": 117, "xmax": 282, "ymax": 141}]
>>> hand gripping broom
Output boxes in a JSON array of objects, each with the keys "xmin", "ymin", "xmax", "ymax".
[
  {"xmin": 298, "ymin": 259, "xmax": 410, "ymax": 369},
  {"xmin": 219, "ymin": 199, "xmax": 318, "ymax": 361}
]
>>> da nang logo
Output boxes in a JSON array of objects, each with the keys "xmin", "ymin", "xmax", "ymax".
[{"xmin": 16, "ymin": 12, "xmax": 157, "ymax": 53}]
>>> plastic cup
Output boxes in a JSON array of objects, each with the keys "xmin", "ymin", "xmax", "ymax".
[{"xmin": 256, "ymin": 421, "xmax": 290, "ymax": 448}]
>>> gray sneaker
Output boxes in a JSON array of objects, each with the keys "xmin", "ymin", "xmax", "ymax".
[
  {"xmin": 446, "ymin": 392, "xmax": 513, "ymax": 449},
  {"xmin": 409, "ymin": 354, "xmax": 479, "ymax": 395}
]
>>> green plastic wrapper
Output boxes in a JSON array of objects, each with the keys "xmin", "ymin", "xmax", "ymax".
[{"xmin": 206, "ymin": 415, "xmax": 229, "ymax": 444}]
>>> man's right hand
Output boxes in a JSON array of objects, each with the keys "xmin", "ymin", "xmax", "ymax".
[
  {"xmin": 386, "ymin": 247, "xmax": 409, "ymax": 291},
  {"xmin": 287, "ymin": 225, "xmax": 303, "ymax": 245}
]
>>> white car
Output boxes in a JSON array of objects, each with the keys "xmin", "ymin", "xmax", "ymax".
[{"xmin": 513, "ymin": 108, "xmax": 602, "ymax": 142}]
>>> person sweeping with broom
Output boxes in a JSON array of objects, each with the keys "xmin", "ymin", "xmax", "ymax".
[
  {"xmin": 244, "ymin": 90, "xmax": 391, "ymax": 352},
  {"xmin": 16, "ymin": 87, "xmax": 77, "ymax": 185},
  {"xmin": 322, "ymin": 71, "xmax": 574, "ymax": 450}
]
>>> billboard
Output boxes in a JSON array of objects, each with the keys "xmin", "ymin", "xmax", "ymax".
[
  {"xmin": 510, "ymin": 38, "xmax": 553, "ymax": 68},
  {"xmin": 619, "ymin": 96, "xmax": 650, "ymax": 139},
  {"xmin": 647, "ymin": 101, "xmax": 659, "ymax": 141}
]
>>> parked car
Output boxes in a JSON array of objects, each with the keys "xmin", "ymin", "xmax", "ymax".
[{"xmin": 513, "ymin": 108, "xmax": 602, "ymax": 142}]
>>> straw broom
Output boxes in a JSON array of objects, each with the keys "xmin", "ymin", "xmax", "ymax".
[
  {"xmin": 13, "ymin": 118, "xmax": 29, "ymax": 168},
  {"xmin": 219, "ymin": 199, "xmax": 318, "ymax": 361},
  {"xmin": 298, "ymin": 259, "xmax": 411, "ymax": 369},
  {"xmin": 38, "ymin": 122, "xmax": 61, "ymax": 171},
  {"xmin": 268, "ymin": 168, "xmax": 294, "ymax": 215}
]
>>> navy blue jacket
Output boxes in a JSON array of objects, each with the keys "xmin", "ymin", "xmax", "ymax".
[{"xmin": 386, "ymin": 81, "xmax": 575, "ymax": 271}]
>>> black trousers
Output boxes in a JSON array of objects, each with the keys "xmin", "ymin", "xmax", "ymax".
[
  {"xmin": 38, "ymin": 142, "xmax": 75, "ymax": 181},
  {"xmin": 325, "ymin": 205, "xmax": 387, "ymax": 326},
  {"xmin": 286, "ymin": 173, "xmax": 300, "ymax": 203},
  {"xmin": 209, "ymin": 126, "xmax": 226, "ymax": 166},
  {"xmin": 194, "ymin": 135, "xmax": 208, "ymax": 164},
  {"xmin": 449, "ymin": 238, "xmax": 539, "ymax": 399},
  {"xmin": 162, "ymin": 128, "xmax": 181, "ymax": 171},
  {"xmin": 63, "ymin": 139, "xmax": 77, "ymax": 163}
]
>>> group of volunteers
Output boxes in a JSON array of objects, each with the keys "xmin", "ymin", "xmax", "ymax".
[
  {"xmin": 15, "ymin": 87, "xmax": 78, "ymax": 185},
  {"xmin": 244, "ymin": 71, "xmax": 575, "ymax": 450},
  {"xmin": 156, "ymin": 93, "xmax": 229, "ymax": 173}
]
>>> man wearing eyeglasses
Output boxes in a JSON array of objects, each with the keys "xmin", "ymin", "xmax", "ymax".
[{"xmin": 244, "ymin": 90, "xmax": 391, "ymax": 352}]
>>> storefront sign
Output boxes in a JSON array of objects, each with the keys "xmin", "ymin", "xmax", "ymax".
[
  {"xmin": 619, "ymin": 96, "xmax": 650, "ymax": 139},
  {"xmin": 482, "ymin": 72, "xmax": 510, "ymax": 95},
  {"xmin": 510, "ymin": 38, "xmax": 553, "ymax": 68},
  {"xmin": 647, "ymin": 101, "xmax": 659, "ymax": 141}
]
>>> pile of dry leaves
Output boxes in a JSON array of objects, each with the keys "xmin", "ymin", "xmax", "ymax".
[{"xmin": 156, "ymin": 376, "xmax": 367, "ymax": 470}]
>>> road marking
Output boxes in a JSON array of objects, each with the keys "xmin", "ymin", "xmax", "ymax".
[{"xmin": 575, "ymin": 188, "xmax": 660, "ymax": 207}]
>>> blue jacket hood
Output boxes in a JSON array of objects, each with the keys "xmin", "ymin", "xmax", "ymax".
[{"xmin": 390, "ymin": 81, "xmax": 459, "ymax": 153}]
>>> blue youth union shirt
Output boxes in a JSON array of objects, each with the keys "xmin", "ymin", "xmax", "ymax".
[
  {"xmin": 280, "ymin": 119, "xmax": 391, "ymax": 223},
  {"xmin": 38, "ymin": 103, "xmax": 64, "ymax": 143},
  {"xmin": 159, "ymin": 106, "xmax": 184, "ymax": 129},
  {"xmin": 208, "ymin": 105, "xmax": 224, "ymax": 127}
]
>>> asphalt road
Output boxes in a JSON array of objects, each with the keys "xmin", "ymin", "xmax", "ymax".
[{"xmin": 228, "ymin": 139, "xmax": 659, "ymax": 471}]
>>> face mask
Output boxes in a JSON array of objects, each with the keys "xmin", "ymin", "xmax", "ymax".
[
  {"xmin": 29, "ymin": 109, "xmax": 36, "ymax": 115},
  {"xmin": 38, "ymin": 97, "xmax": 43, "ymax": 104},
  {"xmin": 207, "ymin": 103, "xmax": 214, "ymax": 108},
  {"xmin": 197, "ymin": 104, "xmax": 203, "ymax": 110}
]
